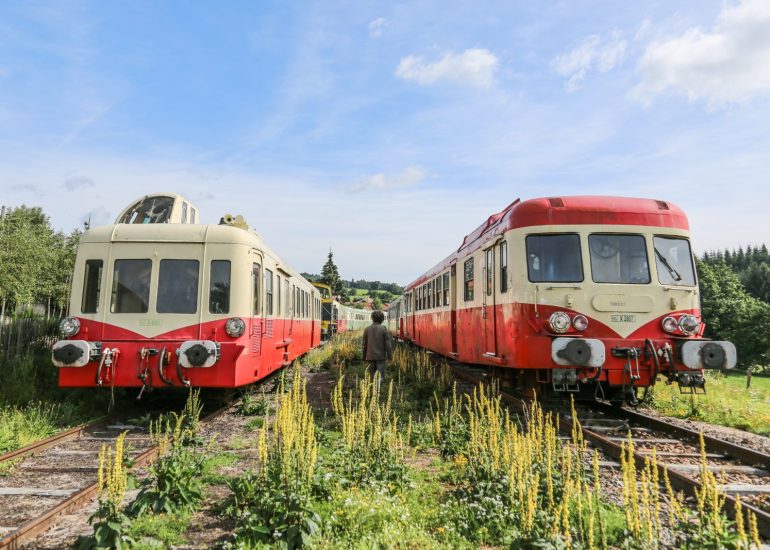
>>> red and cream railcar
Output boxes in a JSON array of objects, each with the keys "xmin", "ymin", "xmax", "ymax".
[
  {"xmin": 52, "ymin": 194, "xmax": 321, "ymax": 390},
  {"xmin": 391, "ymin": 196, "xmax": 736, "ymax": 401}
]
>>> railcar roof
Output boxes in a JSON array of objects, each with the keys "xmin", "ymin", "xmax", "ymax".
[{"xmin": 405, "ymin": 195, "xmax": 689, "ymax": 291}]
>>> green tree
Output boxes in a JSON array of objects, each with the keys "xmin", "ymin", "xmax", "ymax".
[
  {"xmin": 697, "ymin": 259, "xmax": 770, "ymax": 368},
  {"xmin": 319, "ymin": 249, "xmax": 343, "ymax": 295},
  {"xmin": 742, "ymin": 262, "xmax": 770, "ymax": 303}
]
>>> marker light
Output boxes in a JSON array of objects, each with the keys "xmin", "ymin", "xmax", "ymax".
[
  {"xmin": 225, "ymin": 317, "xmax": 246, "ymax": 337},
  {"xmin": 549, "ymin": 312, "xmax": 571, "ymax": 334},
  {"xmin": 661, "ymin": 316, "xmax": 678, "ymax": 334},
  {"xmin": 59, "ymin": 317, "xmax": 81, "ymax": 338}
]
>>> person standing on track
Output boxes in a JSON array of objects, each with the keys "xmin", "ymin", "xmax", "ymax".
[{"xmin": 362, "ymin": 310, "xmax": 392, "ymax": 389}]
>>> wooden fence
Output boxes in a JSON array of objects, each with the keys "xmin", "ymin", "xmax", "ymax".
[{"xmin": 0, "ymin": 317, "xmax": 60, "ymax": 361}]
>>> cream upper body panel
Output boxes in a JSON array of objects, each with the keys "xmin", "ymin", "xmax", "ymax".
[{"xmin": 70, "ymin": 223, "xmax": 317, "ymax": 338}]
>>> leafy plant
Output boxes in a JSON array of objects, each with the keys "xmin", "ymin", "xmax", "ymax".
[
  {"xmin": 237, "ymin": 388, "xmax": 270, "ymax": 417},
  {"xmin": 129, "ymin": 414, "xmax": 204, "ymax": 516}
]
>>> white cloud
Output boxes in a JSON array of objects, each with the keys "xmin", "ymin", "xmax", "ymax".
[
  {"xmin": 343, "ymin": 166, "xmax": 427, "ymax": 194},
  {"xmin": 552, "ymin": 32, "xmax": 627, "ymax": 91},
  {"xmin": 368, "ymin": 17, "xmax": 386, "ymax": 38},
  {"xmin": 395, "ymin": 48, "xmax": 499, "ymax": 88},
  {"xmin": 635, "ymin": 0, "xmax": 770, "ymax": 104},
  {"xmin": 62, "ymin": 175, "xmax": 95, "ymax": 190}
]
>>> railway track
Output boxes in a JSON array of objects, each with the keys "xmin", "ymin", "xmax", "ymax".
[
  {"xmin": 0, "ymin": 404, "xmax": 230, "ymax": 550},
  {"xmin": 449, "ymin": 364, "xmax": 770, "ymax": 539}
]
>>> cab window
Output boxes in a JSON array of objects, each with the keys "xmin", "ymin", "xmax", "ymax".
[
  {"xmin": 526, "ymin": 234, "xmax": 583, "ymax": 283},
  {"xmin": 653, "ymin": 236, "xmax": 696, "ymax": 286},
  {"xmin": 589, "ymin": 234, "xmax": 650, "ymax": 284},
  {"xmin": 252, "ymin": 264, "xmax": 261, "ymax": 315}
]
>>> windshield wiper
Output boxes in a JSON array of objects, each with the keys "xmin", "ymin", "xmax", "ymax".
[{"xmin": 654, "ymin": 248, "xmax": 682, "ymax": 282}]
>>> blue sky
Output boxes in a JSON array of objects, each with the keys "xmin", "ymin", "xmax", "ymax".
[{"xmin": 1, "ymin": 0, "xmax": 770, "ymax": 283}]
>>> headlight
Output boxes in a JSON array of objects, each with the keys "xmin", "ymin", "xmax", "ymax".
[
  {"xmin": 548, "ymin": 312, "xmax": 571, "ymax": 334},
  {"xmin": 59, "ymin": 317, "xmax": 81, "ymax": 337},
  {"xmin": 572, "ymin": 314, "xmax": 589, "ymax": 332},
  {"xmin": 225, "ymin": 317, "xmax": 246, "ymax": 337},
  {"xmin": 678, "ymin": 314, "xmax": 700, "ymax": 335},
  {"xmin": 661, "ymin": 316, "xmax": 678, "ymax": 333}
]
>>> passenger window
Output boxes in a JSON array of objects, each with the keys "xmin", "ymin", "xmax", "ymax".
[
  {"xmin": 486, "ymin": 249, "xmax": 494, "ymax": 296},
  {"xmin": 284, "ymin": 280, "xmax": 290, "ymax": 315},
  {"xmin": 111, "ymin": 259, "xmax": 152, "ymax": 313},
  {"xmin": 81, "ymin": 260, "xmax": 103, "ymax": 314},
  {"xmin": 158, "ymin": 260, "xmax": 199, "ymax": 314},
  {"xmin": 253, "ymin": 264, "xmax": 261, "ymax": 315},
  {"xmin": 443, "ymin": 272, "xmax": 450, "ymax": 305},
  {"xmin": 181, "ymin": 202, "xmax": 188, "ymax": 223},
  {"xmin": 589, "ymin": 234, "xmax": 650, "ymax": 284},
  {"xmin": 209, "ymin": 260, "xmax": 231, "ymax": 314},
  {"xmin": 265, "ymin": 268, "xmax": 274, "ymax": 315},
  {"xmin": 464, "ymin": 258, "xmax": 474, "ymax": 301},
  {"xmin": 276, "ymin": 275, "xmax": 281, "ymax": 316},
  {"xmin": 526, "ymin": 234, "xmax": 583, "ymax": 283},
  {"xmin": 436, "ymin": 277, "xmax": 442, "ymax": 307},
  {"xmin": 500, "ymin": 241, "xmax": 508, "ymax": 293},
  {"xmin": 427, "ymin": 281, "xmax": 432, "ymax": 309},
  {"xmin": 190, "ymin": 208, "xmax": 196, "ymax": 224}
]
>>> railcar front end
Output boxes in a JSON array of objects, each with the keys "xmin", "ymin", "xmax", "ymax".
[
  {"xmin": 403, "ymin": 196, "xmax": 736, "ymax": 403},
  {"xmin": 53, "ymin": 216, "xmax": 320, "ymax": 390}
]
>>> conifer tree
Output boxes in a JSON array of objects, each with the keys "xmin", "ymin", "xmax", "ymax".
[{"xmin": 320, "ymin": 249, "xmax": 343, "ymax": 296}]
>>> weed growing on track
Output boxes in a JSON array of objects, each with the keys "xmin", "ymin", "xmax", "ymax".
[
  {"xmin": 304, "ymin": 331, "xmax": 362, "ymax": 371},
  {"xmin": 78, "ymin": 432, "xmax": 135, "ymax": 550},
  {"xmin": 237, "ymin": 387, "xmax": 270, "ymax": 417},
  {"xmin": 129, "ymin": 412, "xmax": 205, "ymax": 516},
  {"xmin": 330, "ymin": 376, "xmax": 408, "ymax": 490}
]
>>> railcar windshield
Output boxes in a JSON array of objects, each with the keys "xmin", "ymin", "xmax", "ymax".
[
  {"xmin": 119, "ymin": 196, "xmax": 174, "ymax": 224},
  {"xmin": 111, "ymin": 259, "xmax": 152, "ymax": 313},
  {"xmin": 526, "ymin": 234, "xmax": 583, "ymax": 283},
  {"xmin": 157, "ymin": 260, "xmax": 199, "ymax": 314},
  {"xmin": 589, "ymin": 234, "xmax": 650, "ymax": 284},
  {"xmin": 209, "ymin": 260, "xmax": 231, "ymax": 314},
  {"xmin": 653, "ymin": 236, "xmax": 696, "ymax": 286}
]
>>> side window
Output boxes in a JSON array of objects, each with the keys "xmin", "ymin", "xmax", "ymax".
[
  {"xmin": 252, "ymin": 263, "xmax": 261, "ymax": 315},
  {"xmin": 427, "ymin": 281, "xmax": 432, "ymax": 309},
  {"xmin": 500, "ymin": 241, "xmax": 508, "ymax": 293},
  {"xmin": 486, "ymin": 249, "xmax": 494, "ymax": 296},
  {"xmin": 265, "ymin": 268, "xmax": 274, "ymax": 315},
  {"xmin": 190, "ymin": 208, "xmax": 196, "ymax": 224},
  {"xmin": 443, "ymin": 272, "xmax": 450, "ymax": 306},
  {"xmin": 157, "ymin": 259, "xmax": 199, "ymax": 314},
  {"xmin": 81, "ymin": 259, "xmax": 103, "ymax": 314},
  {"xmin": 181, "ymin": 202, "xmax": 188, "ymax": 223},
  {"xmin": 284, "ymin": 280, "xmax": 289, "ymax": 315},
  {"xmin": 111, "ymin": 259, "xmax": 152, "ymax": 313},
  {"xmin": 464, "ymin": 258, "xmax": 474, "ymax": 301},
  {"xmin": 435, "ymin": 277, "xmax": 441, "ymax": 306},
  {"xmin": 209, "ymin": 260, "xmax": 231, "ymax": 314},
  {"xmin": 276, "ymin": 275, "xmax": 281, "ymax": 316}
]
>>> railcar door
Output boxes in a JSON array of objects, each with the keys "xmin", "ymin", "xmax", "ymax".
[
  {"xmin": 450, "ymin": 264, "xmax": 458, "ymax": 355},
  {"xmin": 483, "ymin": 247, "xmax": 498, "ymax": 356},
  {"xmin": 250, "ymin": 251, "xmax": 264, "ymax": 357}
]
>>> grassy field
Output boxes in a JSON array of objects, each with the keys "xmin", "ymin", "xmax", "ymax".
[{"xmin": 647, "ymin": 370, "xmax": 770, "ymax": 436}]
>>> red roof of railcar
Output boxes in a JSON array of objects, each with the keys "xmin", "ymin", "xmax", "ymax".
[{"xmin": 405, "ymin": 195, "xmax": 689, "ymax": 291}]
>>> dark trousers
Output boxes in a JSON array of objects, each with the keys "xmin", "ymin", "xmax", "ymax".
[{"xmin": 367, "ymin": 360, "xmax": 387, "ymax": 387}]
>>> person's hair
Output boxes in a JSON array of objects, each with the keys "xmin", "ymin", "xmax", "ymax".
[{"xmin": 371, "ymin": 310, "xmax": 385, "ymax": 324}]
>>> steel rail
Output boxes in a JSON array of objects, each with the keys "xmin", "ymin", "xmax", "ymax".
[
  {"xmin": 0, "ymin": 405, "xmax": 230, "ymax": 550},
  {"xmin": 449, "ymin": 364, "xmax": 770, "ymax": 539},
  {"xmin": 0, "ymin": 424, "xmax": 93, "ymax": 465}
]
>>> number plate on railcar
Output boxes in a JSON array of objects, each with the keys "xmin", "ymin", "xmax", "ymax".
[{"xmin": 610, "ymin": 314, "xmax": 637, "ymax": 323}]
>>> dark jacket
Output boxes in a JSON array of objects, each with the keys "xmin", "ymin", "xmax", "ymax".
[{"xmin": 362, "ymin": 323, "xmax": 393, "ymax": 361}]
